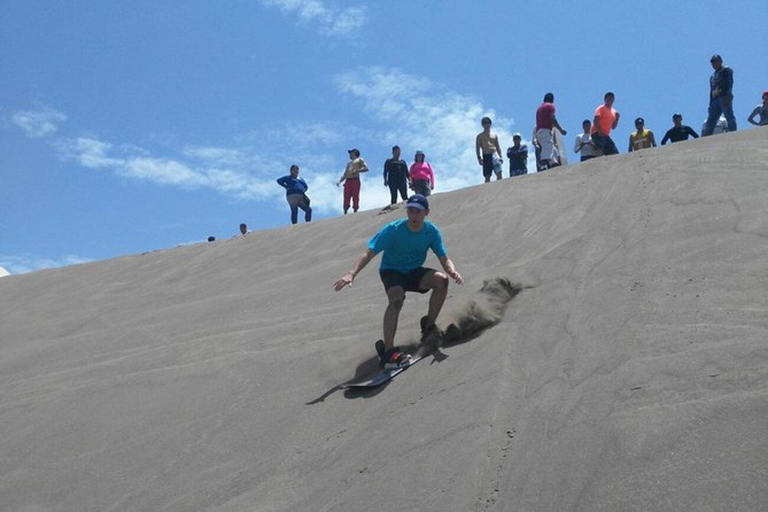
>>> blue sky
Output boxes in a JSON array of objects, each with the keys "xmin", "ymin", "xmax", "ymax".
[{"xmin": 1, "ymin": 0, "xmax": 766, "ymax": 274}]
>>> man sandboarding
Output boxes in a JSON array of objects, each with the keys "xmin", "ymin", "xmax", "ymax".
[{"xmin": 334, "ymin": 194, "xmax": 463, "ymax": 369}]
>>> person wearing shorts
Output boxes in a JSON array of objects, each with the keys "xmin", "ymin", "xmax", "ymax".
[
  {"xmin": 591, "ymin": 92, "xmax": 621, "ymax": 156},
  {"xmin": 476, "ymin": 117, "xmax": 504, "ymax": 182},
  {"xmin": 334, "ymin": 194, "xmax": 463, "ymax": 368}
]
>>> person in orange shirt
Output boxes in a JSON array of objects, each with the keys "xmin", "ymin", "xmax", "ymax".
[{"xmin": 590, "ymin": 92, "xmax": 621, "ymax": 156}]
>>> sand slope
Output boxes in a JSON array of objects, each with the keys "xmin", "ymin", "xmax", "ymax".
[{"xmin": 1, "ymin": 129, "xmax": 767, "ymax": 511}]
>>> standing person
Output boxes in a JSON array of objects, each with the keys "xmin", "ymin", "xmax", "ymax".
[
  {"xmin": 383, "ymin": 146, "xmax": 410, "ymax": 204},
  {"xmin": 475, "ymin": 117, "xmax": 504, "ymax": 182},
  {"xmin": 338, "ymin": 149, "xmax": 368, "ymax": 214},
  {"xmin": 591, "ymin": 92, "xmax": 621, "ymax": 156},
  {"xmin": 628, "ymin": 117, "xmax": 657, "ymax": 152},
  {"xmin": 409, "ymin": 150, "xmax": 435, "ymax": 197},
  {"xmin": 276, "ymin": 165, "xmax": 312, "ymax": 224},
  {"xmin": 574, "ymin": 119, "xmax": 602, "ymax": 162},
  {"xmin": 703, "ymin": 54, "xmax": 737, "ymax": 136},
  {"xmin": 747, "ymin": 90, "xmax": 768, "ymax": 126},
  {"xmin": 333, "ymin": 194, "xmax": 463, "ymax": 368},
  {"xmin": 506, "ymin": 133, "xmax": 529, "ymax": 177},
  {"xmin": 535, "ymin": 93, "xmax": 568, "ymax": 169},
  {"xmin": 661, "ymin": 113, "xmax": 700, "ymax": 145}
]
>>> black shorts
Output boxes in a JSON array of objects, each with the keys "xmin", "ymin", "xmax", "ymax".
[
  {"xmin": 380, "ymin": 267, "xmax": 434, "ymax": 293},
  {"xmin": 482, "ymin": 154, "xmax": 495, "ymax": 178}
]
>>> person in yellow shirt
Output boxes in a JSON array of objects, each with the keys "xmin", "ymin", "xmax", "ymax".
[{"xmin": 628, "ymin": 117, "xmax": 657, "ymax": 152}]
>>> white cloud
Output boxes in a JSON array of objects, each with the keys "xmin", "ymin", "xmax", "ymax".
[
  {"xmin": 12, "ymin": 108, "xmax": 67, "ymax": 138},
  {"xmin": 0, "ymin": 254, "xmax": 93, "ymax": 275},
  {"xmin": 334, "ymin": 67, "xmax": 527, "ymax": 192},
  {"xmin": 259, "ymin": 0, "xmax": 367, "ymax": 37},
  {"xmin": 57, "ymin": 137, "xmax": 275, "ymax": 200}
]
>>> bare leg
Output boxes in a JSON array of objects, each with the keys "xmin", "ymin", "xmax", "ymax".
[
  {"xmin": 419, "ymin": 271, "xmax": 449, "ymax": 327},
  {"xmin": 383, "ymin": 287, "xmax": 405, "ymax": 350}
]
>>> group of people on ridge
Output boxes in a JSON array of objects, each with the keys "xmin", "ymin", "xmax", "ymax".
[{"xmin": 329, "ymin": 53, "xmax": 767, "ymax": 371}]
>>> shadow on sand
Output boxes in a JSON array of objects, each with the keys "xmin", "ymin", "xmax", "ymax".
[{"xmin": 306, "ymin": 278, "xmax": 524, "ymax": 404}]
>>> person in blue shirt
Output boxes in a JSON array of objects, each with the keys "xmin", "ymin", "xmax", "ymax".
[
  {"xmin": 276, "ymin": 165, "xmax": 312, "ymax": 225},
  {"xmin": 334, "ymin": 194, "xmax": 463, "ymax": 368}
]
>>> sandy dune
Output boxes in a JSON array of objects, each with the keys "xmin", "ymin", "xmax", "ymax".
[{"xmin": 1, "ymin": 129, "xmax": 767, "ymax": 511}]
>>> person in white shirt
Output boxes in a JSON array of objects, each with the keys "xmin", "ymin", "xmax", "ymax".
[{"xmin": 574, "ymin": 119, "xmax": 602, "ymax": 162}]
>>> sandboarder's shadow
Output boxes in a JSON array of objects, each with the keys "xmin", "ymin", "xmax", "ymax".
[
  {"xmin": 306, "ymin": 356, "xmax": 393, "ymax": 404},
  {"xmin": 306, "ymin": 331, "xmax": 485, "ymax": 404}
]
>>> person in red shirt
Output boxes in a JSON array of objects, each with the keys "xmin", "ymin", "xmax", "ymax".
[
  {"xmin": 590, "ymin": 92, "xmax": 621, "ymax": 156},
  {"xmin": 535, "ymin": 92, "xmax": 568, "ymax": 169}
]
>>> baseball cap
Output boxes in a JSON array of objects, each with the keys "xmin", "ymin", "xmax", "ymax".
[
  {"xmin": 763, "ymin": 90, "xmax": 768, "ymax": 98},
  {"xmin": 513, "ymin": 132, "xmax": 522, "ymax": 138},
  {"xmin": 710, "ymin": 54, "xmax": 722, "ymax": 62},
  {"xmin": 635, "ymin": 117, "xmax": 645, "ymax": 124},
  {"xmin": 406, "ymin": 194, "xmax": 429, "ymax": 211},
  {"xmin": 348, "ymin": 148, "xmax": 360, "ymax": 155}
]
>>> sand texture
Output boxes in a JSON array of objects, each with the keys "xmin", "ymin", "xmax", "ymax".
[{"xmin": 1, "ymin": 129, "xmax": 767, "ymax": 511}]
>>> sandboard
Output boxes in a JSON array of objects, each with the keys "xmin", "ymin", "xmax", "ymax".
[
  {"xmin": 554, "ymin": 129, "xmax": 568, "ymax": 166},
  {"xmin": 343, "ymin": 355, "xmax": 423, "ymax": 388}
]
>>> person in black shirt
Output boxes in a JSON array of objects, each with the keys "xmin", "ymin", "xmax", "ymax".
[
  {"xmin": 383, "ymin": 146, "xmax": 410, "ymax": 205},
  {"xmin": 703, "ymin": 54, "xmax": 737, "ymax": 136},
  {"xmin": 661, "ymin": 113, "xmax": 699, "ymax": 145},
  {"xmin": 506, "ymin": 133, "xmax": 528, "ymax": 177}
]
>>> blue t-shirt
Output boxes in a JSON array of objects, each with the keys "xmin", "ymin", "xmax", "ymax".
[{"xmin": 368, "ymin": 219, "xmax": 447, "ymax": 273}]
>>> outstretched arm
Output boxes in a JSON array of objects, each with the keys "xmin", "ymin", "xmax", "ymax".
[
  {"xmin": 438, "ymin": 256, "xmax": 463, "ymax": 285},
  {"xmin": 334, "ymin": 249, "xmax": 377, "ymax": 291}
]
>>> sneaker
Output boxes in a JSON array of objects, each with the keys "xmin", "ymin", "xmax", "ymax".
[
  {"xmin": 380, "ymin": 347, "xmax": 413, "ymax": 369},
  {"xmin": 420, "ymin": 315, "xmax": 441, "ymax": 344}
]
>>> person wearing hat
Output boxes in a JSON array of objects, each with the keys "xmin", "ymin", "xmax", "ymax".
[
  {"xmin": 383, "ymin": 145, "xmax": 410, "ymax": 204},
  {"xmin": 628, "ymin": 117, "xmax": 657, "ymax": 152},
  {"xmin": 747, "ymin": 91, "xmax": 768, "ymax": 126},
  {"xmin": 661, "ymin": 113, "xmax": 699, "ymax": 145},
  {"xmin": 703, "ymin": 54, "xmax": 737, "ymax": 136},
  {"xmin": 574, "ymin": 119, "xmax": 602, "ymax": 162},
  {"xmin": 338, "ymin": 148, "xmax": 369, "ymax": 214},
  {"xmin": 408, "ymin": 150, "xmax": 435, "ymax": 196},
  {"xmin": 506, "ymin": 133, "xmax": 529, "ymax": 176},
  {"xmin": 334, "ymin": 194, "xmax": 463, "ymax": 369}
]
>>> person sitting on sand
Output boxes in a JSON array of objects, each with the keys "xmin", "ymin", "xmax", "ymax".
[
  {"xmin": 628, "ymin": 117, "xmax": 657, "ymax": 152},
  {"xmin": 661, "ymin": 113, "xmax": 699, "ymax": 145},
  {"xmin": 747, "ymin": 90, "xmax": 768, "ymax": 126},
  {"xmin": 334, "ymin": 194, "xmax": 463, "ymax": 369}
]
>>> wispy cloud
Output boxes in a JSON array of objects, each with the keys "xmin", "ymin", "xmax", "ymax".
[
  {"xmin": 0, "ymin": 254, "xmax": 93, "ymax": 275},
  {"xmin": 335, "ymin": 67, "xmax": 524, "ymax": 191},
  {"xmin": 259, "ymin": 0, "xmax": 367, "ymax": 37},
  {"xmin": 57, "ymin": 137, "xmax": 278, "ymax": 200},
  {"xmin": 12, "ymin": 108, "xmax": 67, "ymax": 138}
]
